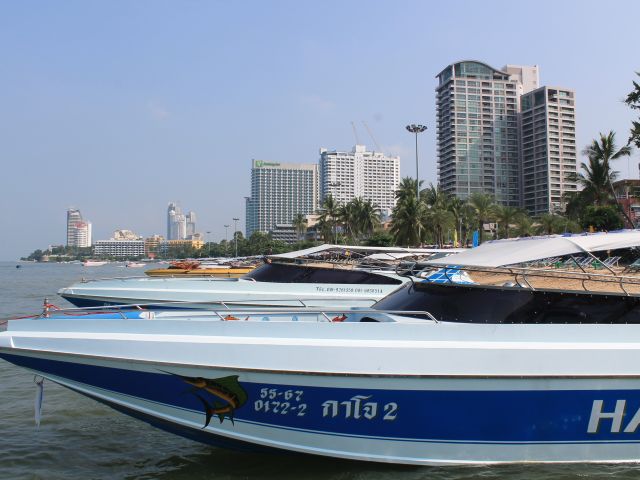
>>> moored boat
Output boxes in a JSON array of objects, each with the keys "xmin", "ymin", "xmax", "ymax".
[
  {"xmin": 5, "ymin": 233, "xmax": 640, "ymax": 464},
  {"xmin": 145, "ymin": 260, "xmax": 255, "ymax": 277},
  {"xmin": 58, "ymin": 245, "xmax": 455, "ymax": 309}
]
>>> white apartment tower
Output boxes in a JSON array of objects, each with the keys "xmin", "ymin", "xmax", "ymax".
[
  {"xmin": 245, "ymin": 160, "xmax": 319, "ymax": 237},
  {"xmin": 66, "ymin": 208, "xmax": 92, "ymax": 248},
  {"xmin": 520, "ymin": 86, "xmax": 577, "ymax": 214},
  {"xmin": 319, "ymin": 145, "xmax": 400, "ymax": 216}
]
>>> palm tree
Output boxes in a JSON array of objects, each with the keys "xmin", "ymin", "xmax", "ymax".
[
  {"xmin": 395, "ymin": 177, "xmax": 422, "ymax": 204},
  {"xmin": 495, "ymin": 206, "xmax": 525, "ymax": 239},
  {"xmin": 468, "ymin": 193, "xmax": 497, "ymax": 244},
  {"xmin": 447, "ymin": 197, "xmax": 465, "ymax": 246},
  {"xmin": 424, "ymin": 183, "xmax": 449, "ymax": 210},
  {"xmin": 536, "ymin": 213, "xmax": 564, "ymax": 235},
  {"xmin": 390, "ymin": 177, "xmax": 425, "ymax": 246},
  {"xmin": 390, "ymin": 195, "xmax": 427, "ymax": 247},
  {"xmin": 356, "ymin": 199, "xmax": 381, "ymax": 240},
  {"xmin": 318, "ymin": 194, "xmax": 340, "ymax": 243},
  {"xmin": 569, "ymin": 155, "xmax": 614, "ymax": 206},
  {"xmin": 425, "ymin": 206, "xmax": 454, "ymax": 247},
  {"xmin": 338, "ymin": 200, "xmax": 358, "ymax": 241},
  {"xmin": 460, "ymin": 203, "xmax": 477, "ymax": 246},
  {"xmin": 292, "ymin": 213, "xmax": 308, "ymax": 242},
  {"xmin": 514, "ymin": 215, "xmax": 535, "ymax": 237},
  {"xmin": 625, "ymin": 72, "xmax": 640, "ymax": 148},
  {"xmin": 582, "ymin": 131, "xmax": 632, "ymax": 225}
]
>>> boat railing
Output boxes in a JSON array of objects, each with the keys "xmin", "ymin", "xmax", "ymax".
[
  {"xmin": 432, "ymin": 262, "xmax": 640, "ymax": 296},
  {"xmin": 10, "ymin": 300, "xmax": 439, "ymax": 323},
  {"xmin": 78, "ymin": 275, "xmax": 244, "ymax": 283}
]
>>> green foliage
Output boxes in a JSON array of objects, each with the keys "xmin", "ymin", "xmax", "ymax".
[
  {"xmin": 536, "ymin": 213, "xmax": 568, "ymax": 235},
  {"xmin": 363, "ymin": 230, "xmax": 394, "ymax": 247},
  {"xmin": 291, "ymin": 213, "xmax": 308, "ymax": 241},
  {"xmin": 625, "ymin": 72, "xmax": 640, "ymax": 148},
  {"xmin": 580, "ymin": 206, "xmax": 624, "ymax": 232},
  {"xmin": 390, "ymin": 177, "xmax": 427, "ymax": 246},
  {"xmin": 318, "ymin": 194, "xmax": 340, "ymax": 243},
  {"xmin": 495, "ymin": 206, "xmax": 525, "ymax": 239},
  {"xmin": 22, "ymin": 245, "xmax": 94, "ymax": 261},
  {"xmin": 468, "ymin": 193, "xmax": 498, "ymax": 244}
]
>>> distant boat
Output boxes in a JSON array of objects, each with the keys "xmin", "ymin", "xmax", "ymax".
[
  {"xmin": 125, "ymin": 262, "xmax": 146, "ymax": 268},
  {"xmin": 82, "ymin": 260, "xmax": 108, "ymax": 267},
  {"xmin": 145, "ymin": 260, "xmax": 255, "ymax": 277}
]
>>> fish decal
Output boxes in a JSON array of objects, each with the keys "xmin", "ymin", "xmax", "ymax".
[{"xmin": 178, "ymin": 374, "xmax": 248, "ymax": 428}]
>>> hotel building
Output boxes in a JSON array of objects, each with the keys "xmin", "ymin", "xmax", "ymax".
[
  {"xmin": 94, "ymin": 239, "xmax": 145, "ymax": 257},
  {"xmin": 245, "ymin": 160, "xmax": 319, "ymax": 237},
  {"xmin": 66, "ymin": 208, "xmax": 92, "ymax": 248},
  {"xmin": 319, "ymin": 144, "xmax": 400, "ymax": 216}
]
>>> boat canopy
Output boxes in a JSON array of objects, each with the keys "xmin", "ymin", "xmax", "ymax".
[
  {"xmin": 425, "ymin": 230, "xmax": 640, "ymax": 268},
  {"xmin": 271, "ymin": 244, "xmax": 464, "ymax": 259}
]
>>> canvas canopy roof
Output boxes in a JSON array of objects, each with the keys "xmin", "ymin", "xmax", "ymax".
[
  {"xmin": 425, "ymin": 230, "xmax": 640, "ymax": 268},
  {"xmin": 271, "ymin": 244, "xmax": 464, "ymax": 259}
]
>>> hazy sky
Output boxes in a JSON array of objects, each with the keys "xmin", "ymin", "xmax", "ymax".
[{"xmin": 1, "ymin": 0, "xmax": 638, "ymax": 260}]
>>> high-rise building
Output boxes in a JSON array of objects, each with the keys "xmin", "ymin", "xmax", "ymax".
[
  {"xmin": 245, "ymin": 160, "xmax": 319, "ymax": 237},
  {"xmin": 436, "ymin": 61, "xmax": 521, "ymax": 206},
  {"xmin": 520, "ymin": 86, "xmax": 577, "ymax": 214},
  {"xmin": 167, "ymin": 202, "xmax": 186, "ymax": 240},
  {"xmin": 186, "ymin": 211, "xmax": 197, "ymax": 237},
  {"xmin": 66, "ymin": 208, "xmax": 92, "ymax": 248},
  {"xmin": 503, "ymin": 65, "xmax": 540, "ymax": 96},
  {"xmin": 319, "ymin": 145, "xmax": 400, "ymax": 216},
  {"xmin": 436, "ymin": 60, "xmax": 577, "ymax": 214}
]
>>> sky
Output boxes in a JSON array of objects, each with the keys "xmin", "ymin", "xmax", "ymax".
[{"xmin": 1, "ymin": 0, "xmax": 639, "ymax": 260}]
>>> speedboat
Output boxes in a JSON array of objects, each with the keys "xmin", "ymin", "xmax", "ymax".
[
  {"xmin": 82, "ymin": 260, "xmax": 108, "ymax": 267},
  {"xmin": 125, "ymin": 262, "xmax": 146, "ymax": 268},
  {"xmin": 144, "ymin": 260, "xmax": 255, "ymax": 277},
  {"xmin": 5, "ymin": 232, "xmax": 640, "ymax": 464},
  {"xmin": 58, "ymin": 245, "xmax": 457, "ymax": 309}
]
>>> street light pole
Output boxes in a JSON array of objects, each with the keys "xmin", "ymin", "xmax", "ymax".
[
  {"xmin": 232, "ymin": 218, "xmax": 239, "ymax": 257},
  {"xmin": 224, "ymin": 225, "xmax": 230, "ymax": 257},
  {"xmin": 405, "ymin": 124, "xmax": 428, "ymax": 200},
  {"xmin": 206, "ymin": 231, "xmax": 211, "ymax": 258}
]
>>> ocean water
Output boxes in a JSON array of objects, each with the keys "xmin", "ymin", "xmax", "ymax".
[{"xmin": 2, "ymin": 261, "xmax": 640, "ymax": 479}]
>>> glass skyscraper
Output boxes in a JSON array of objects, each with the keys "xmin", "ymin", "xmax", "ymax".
[{"xmin": 436, "ymin": 61, "xmax": 522, "ymax": 206}]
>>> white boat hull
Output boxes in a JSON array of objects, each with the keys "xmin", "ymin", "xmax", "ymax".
[
  {"xmin": 4, "ymin": 318, "xmax": 640, "ymax": 464},
  {"xmin": 58, "ymin": 277, "xmax": 402, "ymax": 309}
]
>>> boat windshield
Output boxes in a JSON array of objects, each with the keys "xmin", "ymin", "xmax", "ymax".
[
  {"xmin": 244, "ymin": 262, "xmax": 403, "ymax": 285},
  {"xmin": 373, "ymin": 281, "xmax": 640, "ymax": 324}
]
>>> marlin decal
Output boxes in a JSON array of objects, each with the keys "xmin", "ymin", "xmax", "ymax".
[{"xmin": 178, "ymin": 374, "xmax": 248, "ymax": 428}]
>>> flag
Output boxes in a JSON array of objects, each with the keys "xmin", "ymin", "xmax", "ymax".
[{"xmin": 472, "ymin": 230, "xmax": 479, "ymax": 247}]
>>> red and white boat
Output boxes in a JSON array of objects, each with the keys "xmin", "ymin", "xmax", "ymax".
[{"xmin": 82, "ymin": 260, "xmax": 108, "ymax": 267}]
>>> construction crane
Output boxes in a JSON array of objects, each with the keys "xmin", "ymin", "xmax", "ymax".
[
  {"xmin": 350, "ymin": 121, "xmax": 361, "ymax": 145},
  {"xmin": 362, "ymin": 121, "xmax": 382, "ymax": 152}
]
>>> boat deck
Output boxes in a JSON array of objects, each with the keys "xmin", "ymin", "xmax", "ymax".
[{"xmin": 464, "ymin": 267, "xmax": 640, "ymax": 296}]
